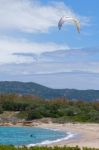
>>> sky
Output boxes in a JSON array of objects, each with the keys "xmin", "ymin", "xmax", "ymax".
[{"xmin": 0, "ymin": 0, "xmax": 99, "ymax": 89}]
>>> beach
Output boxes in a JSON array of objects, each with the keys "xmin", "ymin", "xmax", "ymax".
[
  {"xmin": 0, "ymin": 121, "xmax": 99, "ymax": 148},
  {"xmin": 36, "ymin": 122, "xmax": 99, "ymax": 148}
]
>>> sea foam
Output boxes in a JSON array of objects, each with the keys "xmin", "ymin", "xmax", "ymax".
[{"xmin": 27, "ymin": 131, "xmax": 75, "ymax": 147}]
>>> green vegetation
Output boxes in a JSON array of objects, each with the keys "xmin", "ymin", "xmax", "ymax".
[
  {"xmin": 0, "ymin": 94, "xmax": 99, "ymax": 123},
  {"xmin": 0, "ymin": 145, "xmax": 99, "ymax": 150}
]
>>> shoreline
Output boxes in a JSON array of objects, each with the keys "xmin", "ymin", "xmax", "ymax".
[
  {"xmin": 0, "ymin": 122, "xmax": 99, "ymax": 148},
  {"xmin": 36, "ymin": 122, "xmax": 99, "ymax": 148},
  {"xmin": 27, "ymin": 127, "xmax": 76, "ymax": 147}
]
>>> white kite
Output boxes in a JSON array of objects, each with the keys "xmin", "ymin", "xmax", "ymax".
[{"xmin": 58, "ymin": 16, "xmax": 80, "ymax": 33}]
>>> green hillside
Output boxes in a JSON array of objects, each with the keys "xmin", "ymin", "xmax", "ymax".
[{"xmin": 0, "ymin": 81, "xmax": 99, "ymax": 101}]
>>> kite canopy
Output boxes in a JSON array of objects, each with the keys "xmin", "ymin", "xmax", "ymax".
[{"xmin": 58, "ymin": 16, "xmax": 80, "ymax": 33}]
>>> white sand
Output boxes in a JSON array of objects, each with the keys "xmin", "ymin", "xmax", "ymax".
[{"xmin": 36, "ymin": 123, "xmax": 99, "ymax": 148}]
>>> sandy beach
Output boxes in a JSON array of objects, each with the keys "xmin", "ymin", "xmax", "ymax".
[
  {"xmin": 0, "ymin": 121, "xmax": 99, "ymax": 148},
  {"xmin": 36, "ymin": 122, "xmax": 99, "ymax": 148}
]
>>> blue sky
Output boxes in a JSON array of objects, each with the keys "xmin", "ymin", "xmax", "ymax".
[{"xmin": 0, "ymin": 0, "xmax": 99, "ymax": 89}]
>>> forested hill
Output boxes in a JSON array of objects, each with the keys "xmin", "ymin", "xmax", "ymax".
[{"xmin": 0, "ymin": 81, "xmax": 99, "ymax": 101}]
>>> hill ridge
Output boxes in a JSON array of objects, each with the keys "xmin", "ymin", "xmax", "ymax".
[{"xmin": 0, "ymin": 81, "xmax": 99, "ymax": 101}]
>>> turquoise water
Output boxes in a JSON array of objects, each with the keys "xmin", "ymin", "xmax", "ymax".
[{"xmin": 0, "ymin": 126, "xmax": 68, "ymax": 146}]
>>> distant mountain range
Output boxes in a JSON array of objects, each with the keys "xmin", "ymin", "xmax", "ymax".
[{"xmin": 0, "ymin": 81, "xmax": 99, "ymax": 101}]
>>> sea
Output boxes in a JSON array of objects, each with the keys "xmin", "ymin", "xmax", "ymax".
[{"xmin": 0, "ymin": 126, "xmax": 75, "ymax": 146}]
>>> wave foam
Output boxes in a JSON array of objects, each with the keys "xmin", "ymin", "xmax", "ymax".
[{"xmin": 27, "ymin": 132, "xmax": 76, "ymax": 147}]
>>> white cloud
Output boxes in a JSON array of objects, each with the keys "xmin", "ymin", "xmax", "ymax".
[
  {"xmin": 0, "ymin": 0, "xmax": 90, "ymax": 64},
  {"xmin": 0, "ymin": 0, "xmax": 89, "ymax": 33},
  {"xmin": 0, "ymin": 36, "xmax": 69, "ymax": 64},
  {"xmin": 1, "ymin": 61, "xmax": 99, "ymax": 77}
]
